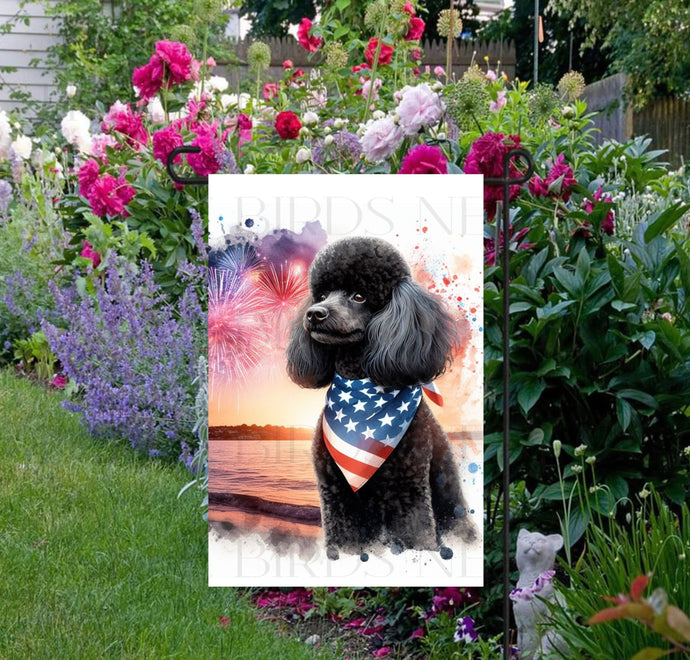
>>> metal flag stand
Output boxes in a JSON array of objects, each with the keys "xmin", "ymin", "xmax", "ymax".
[
  {"xmin": 166, "ymin": 146, "xmax": 536, "ymax": 658},
  {"xmin": 485, "ymin": 147, "xmax": 535, "ymax": 659}
]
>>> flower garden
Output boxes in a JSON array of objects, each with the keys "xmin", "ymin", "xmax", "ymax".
[{"xmin": 1, "ymin": 0, "xmax": 690, "ymax": 658}]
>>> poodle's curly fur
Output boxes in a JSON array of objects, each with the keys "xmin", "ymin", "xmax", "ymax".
[{"xmin": 286, "ymin": 237, "xmax": 478, "ymax": 559}]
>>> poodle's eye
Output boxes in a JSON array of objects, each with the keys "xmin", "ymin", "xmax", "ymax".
[
  {"xmin": 318, "ymin": 294, "xmax": 327, "ymax": 302},
  {"xmin": 351, "ymin": 293, "xmax": 366, "ymax": 304}
]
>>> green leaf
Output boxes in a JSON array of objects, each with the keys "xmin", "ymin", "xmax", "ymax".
[
  {"xmin": 630, "ymin": 649, "xmax": 671, "ymax": 660},
  {"xmin": 611, "ymin": 299, "xmax": 636, "ymax": 312},
  {"xmin": 523, "ymin": 427, "xmax": 545, "ymax": 446},
  {"xmin": 517, "ymin": 379, "xmax": 546, "ymax": 415},
  {"xmin": 616, "ymin": 397, "xmax": 633, "ymax": 432},
  {"xmin": 617, "ymin": 389, "xmax": 659, "ymax": 410},
  {"xmin": 576, "ymin": 247, "xmax": 591, "ymax": 283},
  {"xmin": 644, "ymin": 203, "xmax": 690, "ymax": 243}
]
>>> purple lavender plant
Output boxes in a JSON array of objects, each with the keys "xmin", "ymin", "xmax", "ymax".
[{"xmin": 42, "ymin": 255, "xmax": 205, "ymax": 458}]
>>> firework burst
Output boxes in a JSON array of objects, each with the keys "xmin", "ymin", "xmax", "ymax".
[
  {"xmin": 256, "ymin": 261, "xmax": 309, "ymax": 311},
  {"xmin": 210, "ymin": 242, "xmax": 262, "ymax": 279},
  {"xmin": 208, "ymin": 267, "xmax": 270, "ymax": 388}
]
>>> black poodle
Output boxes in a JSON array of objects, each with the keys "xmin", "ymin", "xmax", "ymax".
[{"xmin": 286, "ymin": 237, "xmax": 478, "ymax": 560}]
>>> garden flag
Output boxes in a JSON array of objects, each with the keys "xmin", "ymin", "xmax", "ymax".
[{"xmin": 207, "ymin": 175, "xmax": 485, "ymax": 587}]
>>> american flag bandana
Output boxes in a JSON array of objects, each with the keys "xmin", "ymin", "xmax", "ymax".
[{"xmin": 322, "ymin": 374, "xmax": 443, "ymax": 492}]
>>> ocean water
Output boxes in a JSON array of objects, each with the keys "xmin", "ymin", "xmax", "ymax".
[{"xmin": 210, "ymin": 439, "xmax": 319, "ymax": 508}]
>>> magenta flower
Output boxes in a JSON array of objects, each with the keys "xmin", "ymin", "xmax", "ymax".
[
  {"xmin": 405, "ymin": 16, "xmax": 425, "ymax": 41},
  {"xmin": 152, "ymin": 125, "xmax": 184, "ymax": 165},
  {"xmin": 297, "ymin": 18, "xmax": 323, "ymax": 52},
  {"xmin": 87, "ymin": 173, "xmax": 136, "ymax": 217},
  {"xmin": 77, "ymin": 158, "xmax": 100, "ymax": 198},
  {"xmin": 528, "ymin": 153, "xmax": 577, "ymax": 202},
  {"xmin": 372, "ymin": 648, "xmax": 391, "ymax": 658},
  {"xmin": 464, "ymin": 132, "xmax": 523, "ymax": 220},
  {"xmin": 582, "ymin": 184, "xmax": 615, "ymax": 235},
  {"xmin": 80, "ymin": 240, "xmax": 101, "ymax": 268},
  {"xmin": 155, "ymin": 40, "xmax": 196, "ymax": 85},
  {"xmin": 51, "ymin": 374, "xmax": 68, "ymax": 388},
  {"xmin": 484, "ymin": 226, "xmax": 533, "ymax": 266},
  {"xmin": 398, "ymin": 144, "xmax": 448, "ymax": 174},
  {"xmin": 132, "ymin": 56, "xmax": 165, "ymax": 101},
  {"xmin": 102, "ymin": 101, "xmax": 149, "ymax": 149},
  {"xmin": 187, "ymin": 123, "xmax": 223, "ymax": 177}
]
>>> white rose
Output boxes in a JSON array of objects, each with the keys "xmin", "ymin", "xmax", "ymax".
[
  {"xmin": 60, "ymin": 110, "xmax": 91, "ymax": 149},
  {"xmin": 296, "ymin": 147, "xmax": 312, "ymax": 164},
  {"xmin": 66, "ymin": 84, "xmax": 77, "ymax": 98},
  {"xmin": 221, "ymin": 93, "xmax": 251, "ymax": 111},
  {"xmin": 0, "ymin": 110, "xmax": 11, "ymax": 158},
  {"xmin": 147, "ymin": 97, "xmax": 166, "ymax": 123},
  {"xmin": 208, "ymin": 76, "xmax": 229, "ymax": 93},
  {"xmin": 302, "ymin": 111, "xmax": 319, "ymax": 126},
  {"xmin": 11, "ymin": 135, "xmax": 32, "ymax": 160}
]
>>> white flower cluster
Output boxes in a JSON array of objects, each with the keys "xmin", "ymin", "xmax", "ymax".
[
  {"xmin": 61, "ymin": 110, "xmax": 93, "ymax": 154},
  {"xmin": 0, "ymin": 111, "xmax": 34, "ymax": 160}
]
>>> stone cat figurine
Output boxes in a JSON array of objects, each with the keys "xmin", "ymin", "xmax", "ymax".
[{"xmin": 511, "ymin": 529, "xmax": 566, "ymax": 659}]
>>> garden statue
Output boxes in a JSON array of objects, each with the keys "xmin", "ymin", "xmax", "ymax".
[{"xmin": 511, "ymin": 529, "xmax": 566, "ymax": 659}]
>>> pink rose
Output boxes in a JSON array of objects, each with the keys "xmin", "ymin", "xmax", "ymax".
[
  {"xmin": 398, "ymin": 144, "xmax": 448, "ymax": 174},
  {"xmin": 405, "ymin": 16, "xmax": 425, "ymax": 41},
  {"xmin": 282, "ymin": 59, "xmax": 293, "ymax": 69},
  {"xmin": 263, "ymin": 82, "xmax": 279, "ymax": 101},
  {"xmin": 397, "ymin": 83, "xmax": 443, "ymax": 135},
  {"xmin": 361, "ymin": 116, "xmax": 404, "ymax": 162},
  {"xmin": 297, "ymin": 18, "xmax": 322, "ymax": 52},
  {"xmin": 152, "ymin": 125, "xmax": 184, "ymax": 165},
  {"xmin": 90, "ymin": 133, "xmax": 118, "ymax": 162}
]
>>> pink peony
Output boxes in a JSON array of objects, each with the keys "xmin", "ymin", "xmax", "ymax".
[
  {"xmin": 405, "ymin": 16, "xmax": 425, "ymax": 41},
  {"xmin": 282, "ymin": 59, "xmax": 293, "ymax": 69},
  {"xmin": 398, "ymin": 144, "xmax": 448, "ymax": 174},
  {"xmin": 583, "ymin": 185, "xmax": 615, "ymax": 235},
  {"xmin": 464, "ymin": 132, "xmax": 523, "ymax": 220},
  {"xmin": 360, "ymin": 77, "xmax": 382, "ymax": 102},
  {"xmin": 152, "ymin": 125, "xmax": 184, "ymax": 165},
  {"xmin": 90, "ymin": 133, "xmax": 118, "ymax": 162},
  {"xmin": 132, "ymin": 55, "xmax": 165, "ymax": 101},
  {"xmin": 361, "ymin": 116, "xmax": 404, "ymax": 162},
  {"xmin": 237, "ymin": 113, "xmax": 252, "ymax": 145},
  {"xmin": 77, "ymin": 158, "xmax": 100, "ymax": 198},
  {"xmin": 297, "ymin": 18, "xmax": 322, "ymax": 52},
  {"xmin": 528, "ymin": 153, "xmax": 577, "ymax": 201},
  {"xmin": 102, "ymin": 101, "xmax": 149, "ymax": 149},
  {"xmin": 397, "ymin": 83, "xmax": 443, "ymax": 135},
  {"xmin": 489, "ymin": 89, "xmax": 507, "ymax": 112},
  {"xmin": 486, "ymin": 69, "xmax": 498, "ymax": 82},
  {"xmin": 80, "ymin": 240, "xmax": 101, "ymax": 268},
  {"xmin": 187, "ymin": 123, "xmax": 222, "ymax": 176},
  {"xmin": 434, "ymin": 65, "xmax": 445, "ymax": 77},
  {"xmin": 87, "ymin": 173, "xmax": 136, "ymax": 217},
  {"xmin": 155, "ymin": 40, "xmax": 196, "ymax": 85}
]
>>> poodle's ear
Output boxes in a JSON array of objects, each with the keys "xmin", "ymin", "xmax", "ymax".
[
  {"xmin": 286, "ymin": 298, "xmax": 336, "ymax": 388},
  {"xmin": 362, "ymin": 278, "xmax": 457, "ymax": 388}
]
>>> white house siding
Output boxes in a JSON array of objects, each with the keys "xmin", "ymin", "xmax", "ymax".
[{"xmin": 0, "ymin": 0, "xmax": 60, "ymax": 113}]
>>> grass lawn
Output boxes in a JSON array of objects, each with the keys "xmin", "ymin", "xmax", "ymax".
[{"xmin": 0, "ymin": 369, "xmax": 330, "ymax": 659}]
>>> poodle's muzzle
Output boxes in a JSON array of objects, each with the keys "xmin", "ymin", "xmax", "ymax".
[{"xmin": 303, "ymin": 291, "xmax": 373, "ymax": 346}]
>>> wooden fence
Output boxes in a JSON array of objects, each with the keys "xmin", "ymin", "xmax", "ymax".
[
  {"xmin": 221, "ymin": 37, "xmax": 515, "ymax": 88},
  {"xmin": 582, "ymin": 73, "xmax": 690, "ymax": 168}
]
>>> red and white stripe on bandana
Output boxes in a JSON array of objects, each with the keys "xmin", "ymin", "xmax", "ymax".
[{"xmin": 322, "ymin": 374, "xmax": 443, "ymax": 492}]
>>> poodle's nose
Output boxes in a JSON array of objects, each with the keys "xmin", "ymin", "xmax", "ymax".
[{"xmin": 306, "ymin": 304, "xmax": 329, "ymax": 322}]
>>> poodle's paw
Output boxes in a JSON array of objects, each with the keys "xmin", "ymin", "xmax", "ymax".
[
  {"xmin": 360, "ymin": 552, "xmax": 369, "ymax": 562},
  {"xmin": 326, "ymin": 544, "xmax": 340, "ymax": 561},
  {"xmin": 390, "ymin": 541, "xmax": 405, "ymax": 555},
  {"xmin": 455, "ymin": 515, "xmax": 479, "ymax": 544},
  {"xmin": 439, "ymin": 545, "xmax": 453, "ymax": 560}
]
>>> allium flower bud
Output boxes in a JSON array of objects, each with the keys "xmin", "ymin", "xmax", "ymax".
[
  {"xmin": 247, "ymin": 41, "xmax": 272, "ymax": 73},
  {"xmin": 557, "ymin": 71, "xmax": 586, "ymax": 102},
  {"xmin": 437, "ymin": 9, "xmax": 462, "ymax": 38},
  {"xmin": 552, "ymin": 440, "xmax": 562, "ymax": 459}
]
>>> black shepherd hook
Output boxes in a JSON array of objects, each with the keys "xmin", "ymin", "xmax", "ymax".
[
  {"xmin": 485, "ymin": 146, "xmax": 535, "ymax": 660},
  {"xmin": 166, "ymin": 146, "xmax": 209, "ymax": 185}
]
